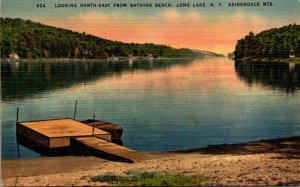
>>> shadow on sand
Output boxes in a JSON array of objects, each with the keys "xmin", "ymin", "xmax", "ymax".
[{"xmin": 174, "ymin": 136, "xmax": 300, "ymax": 159}]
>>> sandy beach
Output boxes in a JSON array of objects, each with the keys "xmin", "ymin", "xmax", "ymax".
[{"xmin": 2, "ymin": 136, "xmax": 300, "ymax": 186}]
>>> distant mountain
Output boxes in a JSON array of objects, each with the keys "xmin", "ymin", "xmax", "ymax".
[
  {"xmin": 234, "ymin": 24, "xmax": 300, "ymax": 59},
  {"xmin": 0, "ymin": 17, "xmax": 205, "ymax": 59},
  {"xmin": 193, "ymin": 50, "xmax": 225, "ymax": 57}
]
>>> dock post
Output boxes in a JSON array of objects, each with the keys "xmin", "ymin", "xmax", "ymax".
[
  {"xmin": 16, "ymin": 107, "xmax": 19, "ymax": 123},
  {"xmin": 17, "ymin": 142, "xmax": 20, "ymax": 158},
  {"xmin": 92, "ymin": 114, "xmax": 95, "ymax": 135},
  {"xmin": 73, "ymin": 100, "xmax": 77, "ymax": 120},
  {"xmin": 16, "ymin": 107, "xmax": 20, "ymax": 157}
]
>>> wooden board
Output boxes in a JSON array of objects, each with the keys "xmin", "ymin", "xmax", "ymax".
[
  {"xmin": 72, "ymin": 136, "xmax": 149, "ymax": 162},
  {"xmin": 17, "ymin": 123, "xmax": 50, "ymax": 147}
]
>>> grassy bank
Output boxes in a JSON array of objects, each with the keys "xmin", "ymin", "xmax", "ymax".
[
  {"xmin": 236, "ymin": 57, "xmax": 300, "ymax": 64},
  {"xmin": 90, "ymin": 171, "xmax": 204, "ymax": 186}
]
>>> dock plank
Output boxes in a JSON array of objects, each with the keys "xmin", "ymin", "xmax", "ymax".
[{"xmin": 72, "ymin": 136, "xmax": 148, "ymax": 162}]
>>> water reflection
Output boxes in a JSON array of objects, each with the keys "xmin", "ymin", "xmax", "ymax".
[
  {"xmin": 235, "ymin": 61, "xmax": 300, "ymax": 93},
  {"xmin": 1, "ymin": 59, "xmax": 194, "ymax": 102},
  {"xmin": 2, "ymin": 58, "xmax": 300, "ymax": 159}
]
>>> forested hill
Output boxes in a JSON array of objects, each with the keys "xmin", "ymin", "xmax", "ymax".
[
  {"xmin": 0, "ymin": 17, "xmax": 203, "ymax": 59},
  {"xmin": 234, "ymin": 24, "xmax": 300, "ymax": 59}
]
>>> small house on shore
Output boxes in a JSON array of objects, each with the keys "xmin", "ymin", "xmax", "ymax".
[
  {"xmin": 145, "ymin": 53, "xmax": 153, "ymax": 59},
  {"xmin": 289, "ymin": 50, "xmax": 295, "ymax": 58},
  {"xmin": 9, "ymin": 53, "xmax": 19, "ymax": 60}
]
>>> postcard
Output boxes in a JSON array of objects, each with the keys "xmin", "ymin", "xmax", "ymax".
[{"xmin": 1, "ymin": 0, "xmax": 300, "ymax": 186}]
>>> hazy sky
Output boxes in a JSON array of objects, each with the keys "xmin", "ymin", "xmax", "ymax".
[{"xmin": 2, "ymin": 0, "xmax": 300, "ymax": 54}]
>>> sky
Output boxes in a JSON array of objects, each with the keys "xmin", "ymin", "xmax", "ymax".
[{"xmin": 1, "ymin": 0, "xmax": 300, "ymax": 54}]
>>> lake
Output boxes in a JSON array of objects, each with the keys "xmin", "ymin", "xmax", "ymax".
[{"xmin": 1, "ymin": 58, "xmax": 300, "ymax": 159}]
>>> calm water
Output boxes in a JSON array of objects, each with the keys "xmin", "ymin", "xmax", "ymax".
[{"xmin": 1, "ymin": 58, "xmax": 300, "ymax": 159}]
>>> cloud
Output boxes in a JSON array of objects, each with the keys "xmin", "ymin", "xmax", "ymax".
[{"xmin": 39, "ymin": 10, "xmax": 299, "ymax": 54}]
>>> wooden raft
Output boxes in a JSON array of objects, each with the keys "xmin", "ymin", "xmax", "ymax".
[
  {"xmin": 17, "ymin": 118, "xmax": 149, "ymax": 162},
  {"xmin": 72, "ymin": 136, "xmax": 149, "ymax": 162},
  {"xmin": 17, "ymin": 118, "xmax": 111, "ymax": 148}
]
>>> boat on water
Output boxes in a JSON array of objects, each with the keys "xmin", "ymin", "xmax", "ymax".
[
  {"xmin": 107, "ymin": 55, "xmax": 119, "ymax": 61},
  {"xmin": 81, "ymin": 119, "xmax": 123, "ymax": 139}
]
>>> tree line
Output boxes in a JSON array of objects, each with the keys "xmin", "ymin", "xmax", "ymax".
[
  {"xmin": 234, "ymin": 24, "xmax": 300, "ymax": 59},
  {"xmin": 0, "ymin": 17, "xmax": 202, "ymax": 59}
]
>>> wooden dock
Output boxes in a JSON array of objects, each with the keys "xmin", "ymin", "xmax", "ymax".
[
  {"xmin": 17, "ymin": 118, "xmax": 111, "ymax": 148},
  {"xmin": 17, "ymin": 118, "xmax": 148, "ymax": 162},
  {"xmin": 72, "ymin": 136, "xmax": 149, "ymax": 162}
]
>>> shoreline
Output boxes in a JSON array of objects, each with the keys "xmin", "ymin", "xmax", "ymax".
[
  {"xmin": 2, "ymin": 136, "xmax": 300, "ymax": 186},
  {"xmin": 235, "ymin": 57, "xmax": 300, "ymax": 64},
  {"xmin": 0, "ymin": 56, "xmax": 203, "ymax": 63}
]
